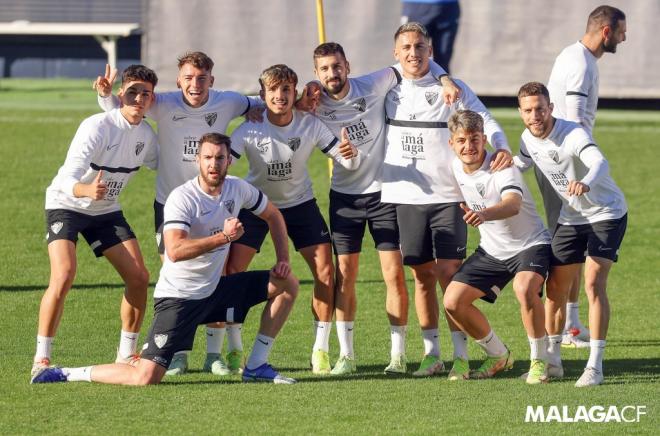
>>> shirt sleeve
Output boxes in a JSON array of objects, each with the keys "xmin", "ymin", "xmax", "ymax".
[
  {"xmin": 239, "ymin": 180, "xmax": 268, "ymax": 215},
  {"xmin": 457, "ymin": 82, "xmax": 510, "ymax": 152},
  {"xmin": 163, "ymin": 189, "xmax": 193, "ymax": 232},
  {"xmin": 315, "ymin": 119, "xmax": 361, "ymax": 170},
  {"xmin": 575, "ymin": 142, "xmax": 609, "ymax": 187},
  {"xmin": 513, "ymin": 138, "xmax": 534, "ymax": 171},
  {"xmin": 143, "ymin": 132, "xmax": 159, "ymax": 170},
  {"xmin": 59, "ymin": 118, "xmax": 104, "ymax": 196},
  {"xmin": 97, "ymin": 94, "xmax": 120, "ymax": 112},
  {"xmin": 229, "ymin": 123, "xmax": 247, "ymax": 159},
  {"xmin": 495, "ymin": 166, "xmax": 524, "ymax": 198}
]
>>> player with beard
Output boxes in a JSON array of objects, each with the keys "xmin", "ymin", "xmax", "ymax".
[
  {"xmin": 32, "ymin": 133, "xmax": 300, "ymax": 385},
  {"xmin": 540, "ymin": 5, "xmax": 626, "ymax": 348}
]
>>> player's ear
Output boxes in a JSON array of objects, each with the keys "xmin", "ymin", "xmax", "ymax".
[
  {"xmin": 259, "ymin": 89, "xmax": 265, "ymax": 101},
  {"xmin": 345, "ymin": 60, "xmax": 350, "ymax": 75},
  {"xmin": 176, "ymin": 77, "xmax": 181, "ymax": 89},
  {"xmin": 209, "ymin": 75, "xmax": 215, "ymax": 88}
]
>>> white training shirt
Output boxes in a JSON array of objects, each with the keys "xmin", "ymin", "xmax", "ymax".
[
  {"xmin": 548, "ymin": 41, "xmax": 599, "ymax": 134},
  {"xmin": 382, "ymin": 76, "xmax": 509, "ymax": 204},
  {"xmin": 230, "ymin": 110, "xmax": 360, "ymax": 209},
  {"xmin": 451, "ymin": 152, "xmax": 550, "ymax": 260},
  {"xmin": 154, "ymin": 175, "xmax": 267, "ymax": 300},
  {"xmin": 45, "ymin": 108, "xmax": 158, "ymax": 215},
  {"xmin": 99, "ymin": 90, "xmax": 261, "ymax": 204},
  {"xmin": 515, "ymin": 118, "xmax": 627, "ymax": 225}
]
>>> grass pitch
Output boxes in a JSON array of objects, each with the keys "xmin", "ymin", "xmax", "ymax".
[{"xmin": 0, "ymin": 79, "xmax": 658, "ymax": 435}]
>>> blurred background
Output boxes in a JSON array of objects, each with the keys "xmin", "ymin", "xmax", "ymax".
[{"xmin": 0, "ymin": 0, "xmax": 657, "ymax": 102}]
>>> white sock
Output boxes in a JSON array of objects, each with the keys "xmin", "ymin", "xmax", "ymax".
[
  {"xmin": 206, "ymin": 327, "xmax": 226, "ymax": 354},
  {"xmin": 35, "ymin": 335, "xmax": 54, "ymax": 361},
  {"xmin": 547, "ymin": 334, "xmax": 563, "ymax": 366},
  {"xmin": 246, "ymin": 334, "xmax": 274, "ymax": 369},
  {"xmin": 529, "ymin": 336, "xmax": 548, "ymax": 361},
  {"xmin": 118, "ymin": 330, "xmax": 139, "ymax": 359},
  {"xmin": 566, "ymin": 302, "xmax": 582, "ymax": 329},
  {"xmin": 451, "ymin": 331, "xmax": 468, "ymax": 360},
  {"xmin": 336, "ymin": 321, "xmax": 354, "ymax": 358},
  {"xmin": 390, "ymin": 325, "xmax": 407, "ymax": 358},
  {"xmin": 475, "ymin": 330, "xmax": 507, "ymax": 357},
  {"xmin": 586, "ymin": 339, "xmax": 606, "ymax": 372},
  {"xmin": 312, "ymin": 321, "xmax": 332, "ymax": 352},
  {"xmin": 421, "ymin": 328, "xmax": 440, "ymax": 357},
  {"xmin": 227, "ymin": 324, "xmax": 243, "ymax": 352},
  {"xmin": 62, "ymin": 366, "xmax": 92, "ymax": 382}
]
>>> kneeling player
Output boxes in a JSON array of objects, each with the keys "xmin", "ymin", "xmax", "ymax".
[
  {"xmin": 443, "ymin": 110, "xmax": 552, "ymax": 384},
  {"xmin": 32, "ymin": 134, "xmax": 299, "ymax": 385}
]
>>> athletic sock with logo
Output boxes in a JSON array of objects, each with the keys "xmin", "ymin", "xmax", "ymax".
[
  {"xmin": 390, "ymin": 325, "xmax": 407, "ymax": 358},
  {"xmin": 246, "ymin": 334, "xmax": 274, "ymax": 369},
  {"xmin": 586, "ymin": 339, "xmax": 606, "ymax": 372},
  {"xmin": 421, "ymin": 328, "xmax": 440, "ymax": 357},
  {"xmin": 62, "ymin": 366, "xmax": 92, "ymax": 382},
  {"xmin": 475, "ymin": 330, "xmax": 507, "ymax": 357},
  {"xmin": 312, "ymin": 321, "xmax": 331, "ymax": 352},
  {"xmin": 529, "ymin": 336, "xmax": 548, "ymax": 361},
  {"xmin": 227, "ymin": 323, "xmax": 243, "ymax": 352},
  {"xmin": 451, "ymin": 330, "xmax": 469, "ymax": 360},
  {"xmin": 547, "ymin": 334, "xmax": 563, "ymax": 366},
  {"xmin": 35, "ymin": 335, "xmax": 54, "ymax": 361},
  {"xmin": 118, "ymin": 330, "xmax": 139, "ymax": 359},
  {"xmin": 336, "ymin": 321, "xmax": 354, "ymax": 358},
  {"xmin": 566, "ymin": 302, "xmax": 582, "ymax": 330},
  {"xmin": 206, "ymin": 326, "xmax": 226, "ymax": 354}
]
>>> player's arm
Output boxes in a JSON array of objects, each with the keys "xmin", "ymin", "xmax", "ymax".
[
  {"xmin": 567, "ymin": 142, "xmax": 609, "ymax": 196},
  {"xmin": 93, "ymin": 64, "xmax": 121, "ymax": 111},
  {"xmin": 165, "ymin": 217, "xmax": 243, "ymax": 262},
  {"xmin": 256, "ymin": 201, "xmax": 291, "ymax": 278},
  {"xmin": 295, "ymin": 82, "xmax": 322, "ymax": 113},
  {"xmin": 460, "ymin": 192, "xmax": 522, "ymax": 227},
  {"xmin": 564, "ymin": 68, "xmax": 591, "ymax": 126},
  {"xmin": 58, "ymin": 120, "xmax": 108, "ymax": 199},
  {"xmin": 322, "ymin": 127, "xmax": 361, "ymax": 170},
  {"xmin": 513, "ymin": 138, "xmax": 534, "ymax": 172}
]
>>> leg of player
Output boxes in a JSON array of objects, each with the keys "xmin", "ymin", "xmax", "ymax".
[
  {"xmin": 379, "ymin": 250, "xmax": 409, "ymax": 374},
  {"xmin": 243, "ymin": 272, "xmax": 299, "ymax": 384},
  {"xmin": 545, "ymin": 263, "xmax": 580, "ymax": 376},
  {"xmin": 575, "ymin": 256, "xmax": 613, "ymax": 387},
  {"xmin": 299, "ymin": 243, "xmax": 335, "ymax": 375},
  {"xmin": 512, "ymin": 271, "xmax": 550, "ymax": 384},
  {"xmin": 331, "ymin": 252, "xmax": 359, "ymax": 375},
  {"xmin": 443, "ymin": 282, "xmax": 513, "ymax": 380},
  {"xmin": 33, "ymin": 239, "xmax": 77, "ymax": 375},
  {"xmin": 203, "ymin": 322, "xmax": 230, "ymax": 376},
  {"xmin": 103, "ymin": 239, "xmax": 150, "ymax": 363},
  {"xmin": 433, "ymin": 258, "xmax": 464, "ymax": 378},
  {"xmin": 563, "ymin": 265, "xmax": 590, "ymax": 348}
]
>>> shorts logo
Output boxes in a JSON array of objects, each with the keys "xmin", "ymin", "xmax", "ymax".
[
  {"xmin": 205, "ymin": 112, "xmax": 218, "ymax": 127},
  {"xmin": 256, "ymin": 139, "xmax": 270, "ymax": 153},
  {"xmin": 529, "ymin": 262, "xmax": 544, "ymax": 268},
  {"xmin": 476, "ymin": 183, "xmax": 486, "ymax": 198},
  {"xmin": 457, "ymin": 246, "xmax": 466, "ymax": 253},
  {"xmin": 50, "ymin": 221, "xmax": 63, "ymax": 235},
  {"xmin": 224, "ymin": 200, "xmax": 235, "ymax": 214},
  {"xmin": 547, "ymin": 150, "xmax": 559, "ymax": 164},
  {"xmin": 155, "ymin": 232, "xmax": 162, "ymax": 247},
  {"xmin": 135, "ymin": 141, "xmax": 144, "ymax": 156},
  {"xmin": 352, "ymin": 98, "xmax": 366, "ymax": 112},
  {"xmin": 154, "ymin": 334, "xmax": 168, "ymax": 349},
  {"xmin": 598, "ymin": 245, "xmax": 612, "ymax": 251},
  {"xmin": 321, "ymin": 230, "xmax": 329, "ymax": 237},
  {"xmin": 425, "ymin": 91, "xmax": 439, "ymax": 105},
  {"xmin": 287, "ymin": 137, "xmax": 301, "ymax": 152}
]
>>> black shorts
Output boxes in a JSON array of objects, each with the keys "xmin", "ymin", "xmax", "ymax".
[
  {"xmin": 140, "ymin": 271, "xmax": 270, "ymax": 368},
  {"xmin": 551, "ymin": 214, "xmax": 627, "ymax": 265},
  {"xmin": 45, "ymin": 209, "xmax": 135, "ymax": 258},
  {"xmin": 452, "ymin": 244, "xmax": 551, "ymax": 304},
  {"xmin": 395, "ymin": 202, "xmax": 467, "ymax": 265},
  {"xmin": 329, "ymin": 190, "xmax": 399, "ymax": 255},
  {"xmin": 154, "ymin": 200, "xmax": 165, "ymax": 255},
  {"xmin": 236, "ymin": 199, "xmax": 331, "ymax": 251}
]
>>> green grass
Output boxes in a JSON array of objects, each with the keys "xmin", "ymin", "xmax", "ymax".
[{"xmin": 0, "ymin": 79, "xmax": 658, "ymax": 435}]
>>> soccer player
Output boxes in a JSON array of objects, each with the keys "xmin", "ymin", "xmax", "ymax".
[
  {"xmin": 307, "ymin": 42, "xmax": 458, "ymax": 375},
  {"xmin": 94, "ymin": 52, "xmax": 263, "ymax": 376},
  {"xmin": 443, "ymin": 110, "xmax": 552, "ymax": 384},
  {"xmin": 381, "ymin": 22, "xmax": 512, "ymax": 376},
  {"xmin": 32, "ymin": 65, "xmax": 159, "ymax": 379},
  {"xmin": 31, "ymin": 133, "xmax": 299, "ymax": 385},
  {"xmin": 542, "ymin": 5, "xmax": 627, "ymax": 347},
  {"xmin": 227, "ymin": 64, "xmax": 360, "ymax": 375},
  {"xmin": 516, "ymin": 82, "xmax": 627, "ymax": 387}
]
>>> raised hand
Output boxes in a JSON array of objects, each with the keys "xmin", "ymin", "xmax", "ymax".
[
  {"xmin": 93, "ymin": 64, "xmax": 118, "ymax": 97},
  {"xmin": 567, "ymin": 180, "xmax": 590, "ymax": 196},
  {"xmin": 338, "ymin": 127, "xmax": 358, "ymax": 159},
  {"xmin": 460, "ymin": 202, "xmax": 484, "ymax": 227},
  {"xmin": 88, "ymin": 170, "xmax": 108, "ymax": 200},
  {"xmin": 223, "ymin": 217, "xmax": 245, "ymax": 241},
  {"xmin": 295, "ymin": 82, "xmax": 321, "ymax": 113},
  {"xmin": 489, "ymin": 149, "xmax": 513, "ymax": 172}
]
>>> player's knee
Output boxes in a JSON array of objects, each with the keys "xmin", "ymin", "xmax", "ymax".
[
  {"xmin": 133, "ymin": 367, "xmax": 162, "ymax": 386},
  {"xmin": 283, "ymin": 274, "xmax": 299, "ymax": 300},
  {"xmin": 314, "ymin": 261, "xmax": 334, "ymax": 287},
  {"xmin": 129, "ymin": 267, "xmax": 150, "ymax": 291},
  {"xmin": 49, "ymin": 267, "xmax": 76, "ymax": 293},
  {"xmin": 442, "ymin": 287, "xmax": 461, "ymax": 314}
]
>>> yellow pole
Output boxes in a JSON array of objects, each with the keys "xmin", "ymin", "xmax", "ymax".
[{"xmin": 315, "ymin": 0, "xmax": 334, "ymax": 176}]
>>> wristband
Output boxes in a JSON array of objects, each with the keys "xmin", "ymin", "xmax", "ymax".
[{"xmin": 222, "ymin": 231, "xmax": 232, "ymax": 243}]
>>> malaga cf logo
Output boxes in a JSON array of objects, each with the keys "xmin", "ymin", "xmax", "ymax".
[
  {"xmin": 224, "ymin": 199, "xmax": 235, "ymax": 214},
  {"xmin": 205, "ymin": 112, "xmax": 218, "ymax": 127},
  {"xmin": 135, "ymin": 141, "xmax": 144, "ymax": 155},
  {"xmin": 288, "ymin": 137, "xmax": 301, "ymax": 152},
  {"xmin": 352, "ymin": 98, "xmax": 366, "ymax": 112},
  {"xmin": 425, "ymin": 91, "xmax": 439, "ymax": 105},
  {"xmin": 548, "ymin": 150, "xmax": 559, "ymax": 163},
  {"xmin": 476, "ymin": 183, "xmax": 486, "ymax": 198}
]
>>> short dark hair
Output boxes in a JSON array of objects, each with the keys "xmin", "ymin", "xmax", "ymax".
[
  {"xmin": 259, "ymin": 64, "xmax": 298, "ymax": 90},
  {"xmin": 448, "ymin": 110, "xmax": 484, "ymax": 135},
  {"xmin": 178, "ymin": 51, "xmax": 214, "ymax": 72},
  {"xmin": 313, "ymin": 42, "xmax": 347, "ymax": 61},
  {"xmin": 121, "ymin": 65, "xmax": 158, "ymax": 87},
  {"xmin": 517, "ymin": 81, "xmax": 551, "ymax": 104},
  {"xmin": 587, "ymin": 5, "xmax": 626, "ymax": 32},
  {"xmin": 394, "ymin": 22, "xmax": 431, "ymax": 43},
  {"xmin": 198, "ymin": 132, "xmax": 231, "ymax": 155}
]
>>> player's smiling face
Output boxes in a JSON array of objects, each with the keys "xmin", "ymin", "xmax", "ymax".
[
  {"xmin": 394, "ymin": 31, "xmax": 432, "ymax": 79},
  {"xmin": 261, "ymin": 80, "xmax": 296, "ymax": 116},
  {"xmin": 314, "ymin": 54, "xmax": 350, "ymax": 96},
  {"xmin": 177, "ymin": 63, "xmax": 214, "ymax": 108},
  {"xmin": 118, "ymin": 80, "xmax": 154, "ymax": 124},
  {"xmin": 450, "ymin": 128, "xmax": 487, "ymax": 168},
  {"xmin": 197, "ymin": 141, "xmax": 231, "ymax": 190},
  {"xmin": 519, "ymin": 95, "xmax": 554, "ymax": 138}
]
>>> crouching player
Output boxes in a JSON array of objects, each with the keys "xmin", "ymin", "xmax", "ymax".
[
  {"xmin": 443, "ymin": 110, "xmax": 552, "ymax": 384},
  {"xmin": 31, "ymin": 133, "xmax": 299, "ymax": 385}
]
